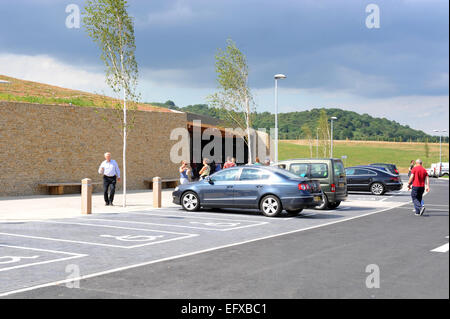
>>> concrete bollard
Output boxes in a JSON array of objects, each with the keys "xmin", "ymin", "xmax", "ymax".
[
  {"xmin": 81, "ymin": 178, "xmax": 92, "ymax": 214},
  {"xmin": 153, "ymin": 176, "xmax": 162, "ymax": 208}
]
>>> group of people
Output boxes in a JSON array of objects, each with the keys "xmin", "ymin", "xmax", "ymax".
[
  {"xmin": 178, "ymin": 156, "xmax": 272, "ymax": 184},
  {"xmin": 179, "ymin": 157, "xmax": 236, "ymax": 184}
]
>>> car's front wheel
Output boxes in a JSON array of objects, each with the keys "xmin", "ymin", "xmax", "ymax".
[
  {"xmin": 370, "ymin": 182, "xmax": 385, "ymax": 196},
  {"xmin": 181, "ymin": 191, "xmax": 200, "ymax": 211},
  {"xmin": 260, "ymin": 195, "xmax": 283, "ymax": 217}
]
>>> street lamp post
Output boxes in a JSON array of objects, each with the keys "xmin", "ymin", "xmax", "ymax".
[
  {"xmin": 330, "ymin": 116, "xmax": 337, "ymax": 158},
  {"xmin": 274, "ymin": 74, "xmax": 286, "ymax": 163},
  {"xmin": 434, "ymin": 129, "xmax": 448, "ymax": 175}
]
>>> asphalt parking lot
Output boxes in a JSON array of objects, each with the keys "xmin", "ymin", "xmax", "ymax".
[{"xmin": 0, "ymin": 177, "xmax": 448, "ymax": 298}]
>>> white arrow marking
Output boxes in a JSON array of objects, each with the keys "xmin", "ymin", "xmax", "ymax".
[
  {"xmin": 189, "ymin": 221, "xmax": 241, "ymax": 227},
  {"xmin": 431, "ymin": 236, "xmax": 449, "ymax": 253},
  {"xmin": 100, "ymin": 235, "xmax": 164, "ymax": 242},
  {"xmin": 0, "ymin": 255, "xmax": 40, "ymax": 264}
]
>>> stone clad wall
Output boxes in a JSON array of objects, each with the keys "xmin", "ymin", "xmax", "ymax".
[{"xmin": 0, "ymin": 101, "xmax": 187, "ymax": 196}]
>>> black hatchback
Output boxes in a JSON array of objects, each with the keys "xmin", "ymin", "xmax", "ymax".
[{"xmin": 345, "ymin": 166, "xmax": 403, "ymax": 195}]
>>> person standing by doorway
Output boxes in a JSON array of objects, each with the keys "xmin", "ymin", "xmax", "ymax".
[
  {"xmin": 407, "ymin": 159, "xmax": 430, "ymax": 216},
  {"xmin": 199, "ymin": 158, "xmax": 211, "ymax": 180},
  {"xmin": 179, "ymin": 160, "xmax": 190, "ymax": 185},
  {"xmin": 98, "ymin": 152, "xmax": 121, "ymax": 206}
]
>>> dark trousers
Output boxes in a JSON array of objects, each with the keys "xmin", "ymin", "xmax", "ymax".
[
  {"xmin": 103, "ymin": 175, "xmax": 117, "ymax": 204},
  {"xmin": 411, "ymin": 186, "xmax": 425, "ymax": 213}
]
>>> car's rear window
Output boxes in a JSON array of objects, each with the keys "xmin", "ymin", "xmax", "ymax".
[
  {"xmin": 310, "ymin": 163, "xmax": 328, "ymax": 178},
  {"xmin": 289, "ymin": 163, "xmax": 308, "ymax": 177},
  {"xmin": 333, "ymin": 161, "xmax": 345, "ymax": 177}
]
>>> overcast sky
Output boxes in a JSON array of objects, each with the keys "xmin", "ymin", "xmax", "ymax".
[{"xmin": 0, "ymin": 0, "xmax": 448, "ymax": 135}]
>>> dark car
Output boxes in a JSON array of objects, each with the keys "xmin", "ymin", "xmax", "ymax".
[
  {"xmin": 172, "ymin": 166, "xmax": 323, "ymax": 217},
  {"xmin": 345, "ymin": 166, "xmax": 403, "ymax": 195},
  {"xmin": 370, "ymin": 163, "xmax": 400, "ymax": 175}
]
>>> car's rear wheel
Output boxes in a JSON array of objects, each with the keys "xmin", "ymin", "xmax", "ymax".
[
  {"xmin": 328, "ymin": 201, "xmax": 341, "ymax": 209},
  {"xmin": 260, "ymin": 195, "xmax": 282, "ymax": 217},
  {"xmin": 315, "ymin": 193, "xmax": 329, "ymax": 210},
  {"xmin": 181, "ymin": 191, "xmax": 200, "ymax": 211},
  {"xmin": 370, "ymin": 182, "xmax": 385, "ymax": 196},
  {"xmin": 286, "ymin": 208, "xmax": 304, "ymax": 216}
]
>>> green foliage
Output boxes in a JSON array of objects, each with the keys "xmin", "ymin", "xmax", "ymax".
[
  {"xmin": 0, "ymin": 93, "xmax": 95, "ymax": 107},
  {"xmin": 83, "ymin": 0, "xmax": 138, "ymax": 100},
  {"xmin": 157, "ymin": 103, "xmax": 436, "ymax": 143},
  {"xmin": 208, "ymin": 38, "xmax": 255, "ymax": 162}
]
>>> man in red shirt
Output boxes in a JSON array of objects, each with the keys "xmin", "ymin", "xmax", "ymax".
[
  {"xmin": 223, "ymin": 157, "xmax": 236, "ymax": 169},
  {"xmin": 407, "ymin": 159, "xmax": 430, "ymax": 216}
]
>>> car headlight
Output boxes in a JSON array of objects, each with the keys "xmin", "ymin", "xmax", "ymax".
[{"xmin": 174, "ymin": 186, "xmax": 179, "ymax": 191}]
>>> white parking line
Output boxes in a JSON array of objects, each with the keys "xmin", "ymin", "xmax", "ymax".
[
  {"xmin": 74, "ymin": 217, "xmax": 268, "ymax": 232},
  {"xmin": 0, "ymin": 244, "xmax": 86, "ymax": 272},
  {"xmin": 431, "ymin": 236, "xmax": 449, "ymax": 253},
  {"xmin": 125, "ymin": 211, "xmax": 268, "ymax": 223}
]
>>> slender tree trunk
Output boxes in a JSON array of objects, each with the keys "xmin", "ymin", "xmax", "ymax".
[
  {"xmin": 245, "ymin": 96, "xmax": 252, "ymax": 164},
  {"xmin": 123, "ymin": 85, "xmax": 127, "ymax": 207}
]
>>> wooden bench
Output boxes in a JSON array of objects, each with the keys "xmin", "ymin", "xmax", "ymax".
[
  {"xmin": 144, "ymin": 178, "xmax": 179, "ymax": 190},
  {"xmin": 38, "ymin": 182, "xmax": 102, "ymax": 195}
]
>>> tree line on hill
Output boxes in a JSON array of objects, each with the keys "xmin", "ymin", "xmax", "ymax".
[{"xmin": 148, "ymin": 101, "xmax": 443, "ymax": 143}]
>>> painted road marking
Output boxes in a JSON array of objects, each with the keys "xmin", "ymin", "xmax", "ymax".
[
  {"xmin": 0, "ymin": 245, "xmax": 86, "ymax": 272},
  {"xmin": 0, "ymin": 255, "xmax": 39, "ymax": 264},
  {"xmin": 0, "ymin": 220, "xmax": 197, "ymax": 248},
  {"xmin": 99, "ymin": 234, "xmax": 164, "ymax": 242},
  {"xmin": 431, "ymin": 236, "xmax": 449, "ymax": 253},
  {"xmin": 77, "ymin": 215, "xmax": 268, "ymax": 231}
]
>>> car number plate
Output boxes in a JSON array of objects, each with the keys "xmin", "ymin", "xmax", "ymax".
[
  {"xmin": 314, "ymin": 196, "xmax": 322, "ymax": 202},
  {"xmin": 339, "ymin": 183, "xmax": 344, "ymax": 188}
]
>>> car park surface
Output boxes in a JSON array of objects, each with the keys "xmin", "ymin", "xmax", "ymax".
[{"xmin": 0, "ymin": 177, "xmax": 447, "ymax": 298}]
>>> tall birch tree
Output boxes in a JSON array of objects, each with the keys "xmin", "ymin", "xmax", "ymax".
[
  {"xmin": 83, "ymin": 0, "xmax": 138, "ymax": 207},
  {"xmin": 208, "ymin": 39, "xmax": 255, "ymax": 164}
]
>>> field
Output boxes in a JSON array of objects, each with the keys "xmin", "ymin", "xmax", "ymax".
[{"xmin": 280, "ymin": 139, "xmax": 449, "ymax": 173}]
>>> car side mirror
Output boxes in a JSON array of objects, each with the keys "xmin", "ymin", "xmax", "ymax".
[{"xmin": 205, "ymin": 176, "xmax": 213, "ymax": 184}]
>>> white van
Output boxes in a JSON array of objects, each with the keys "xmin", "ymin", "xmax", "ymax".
[{"xmin": 428, "ymin": 162, "xmax": 449, "ymax": 177}]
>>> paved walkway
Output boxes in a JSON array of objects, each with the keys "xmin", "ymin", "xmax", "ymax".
[{"xmin": 0, "ymin": 189, "xmax": 178, "ymax": 221}]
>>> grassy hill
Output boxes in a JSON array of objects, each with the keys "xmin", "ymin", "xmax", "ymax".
[
  {"xmin": 280, "ymin": 140, "xmax": 449, "ymax": 173},
  {"xmin": 0, "ymin": 75, "xmax": 170, "ymax": 113},
  {"xmin": 154, "ymin": 101, "xmax": 438, "ymax": 143}
]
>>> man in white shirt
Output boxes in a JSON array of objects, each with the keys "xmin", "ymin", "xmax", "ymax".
[{"xmin": 98, "ymin": 152, "xmax": 121, "ymax": 206}]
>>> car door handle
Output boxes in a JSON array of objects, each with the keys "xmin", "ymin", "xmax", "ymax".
[
  {"xmin": 256, "ymin": 185, "xmax": 264, "ymax": 188},
  {"xmin": 227, "ymin": 185, "xmax": 233, "ymax": 189}
]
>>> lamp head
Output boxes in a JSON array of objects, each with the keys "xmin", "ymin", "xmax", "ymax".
[{"xmin": 274, "ymin": 74, "xmax": 287, "ymax": 80}]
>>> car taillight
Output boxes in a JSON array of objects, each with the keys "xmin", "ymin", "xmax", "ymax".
[
  {"xmin": 331, "ymin": 184, "xmax": 336, "ymax": 192},
  {"xmin": 390, "ymin": 177, "xmax": 399, "ymax": 182},
  {"xmin": 298, "ymin": 183, "xmax": 310, "ymax": 191},
  {"xmin": 394, "ymin": 169, "xmax": 399, "ymax": 174}
]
